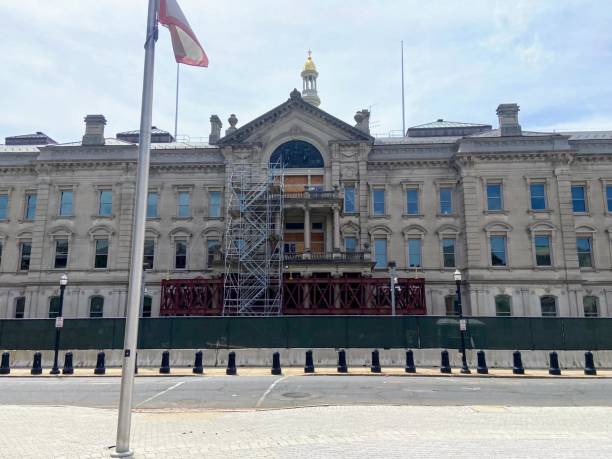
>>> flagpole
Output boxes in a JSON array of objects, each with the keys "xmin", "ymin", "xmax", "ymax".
[
  {"xmin": 112, "ymin": 0, "xmax": 157, "ymax": 456},
  {"xmin": 401, "ymin": 40, "xmax": 405, "ymax": 135},
  {"xmin": 174, "ymin": 63, "xmax": 179, "ymax": 139}
]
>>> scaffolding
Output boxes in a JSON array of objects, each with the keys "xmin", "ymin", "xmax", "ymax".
[{"xmin": 222, "ymin": 162, "xmax": 284, "ymax": 315}]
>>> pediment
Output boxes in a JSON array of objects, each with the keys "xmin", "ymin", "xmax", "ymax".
[{"xmin": 218, "ymin": 89, "xmax": 373, "ymax": 146}]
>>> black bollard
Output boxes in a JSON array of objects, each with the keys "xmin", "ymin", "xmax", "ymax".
[
  {"xmin": 62, "ymin": 352, "xmax": 74, "ymax": 375},
  {"xmin": 405, "ymin": 349, "xmax": 416, "ymax": 373},
  {"xmin": 226, "ymin": 351, "xmax": 237, "ymax": 375},
  {"xmin": 159, "ymin": 350, "xmax": 171, "ymax": 374},
  {"xmin": 337, "ymin": 349, "xmax": 348, "ymax": 373},
  {"xmin": 271, "ymin": 352, "xmax": 282, "ymax": 375},
  {"xmin": 476, "ymin": 350, "xmax": 489, "ymax": 375},
  {"xmin": 371, "ymin": 349, "xmax": 381, "ymax": 373},
  {"xmin": 0, "ymin": 352, "xmax": 10, "ymax": 375},
  {"xmin": 193, "ymin": 350, "xmax": 204, "ymax": 374},
  {"xmin": 94, "ymin": 351, "xmax": 106, "ymax": 375},
  {"xmin": 440, "ymin": 350, "xmax": 451, "ymax": 374},
  {"xmin": 134, "ymin": 352, "xmax": 138, "ymax": 375},
  {"xmin": 31, "ymin": 351, "xmax": 42, "ymax": 375},
  {"xmin": 584, "ymin": 351, "xmax": 597, "ymax": 376},
  {"xmin": 549, "ymin": 351, "xmax": 561, "ymax": 376},
  {"xmin": 512, "ymin": 350, "xmax": 525, "ymax": 375},
  {"xmin": 304, "ymin": 350, "xmax": 315, "ymax": 373}
]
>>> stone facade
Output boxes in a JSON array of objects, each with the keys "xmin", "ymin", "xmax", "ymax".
[{"xmin": 2, "ymin": 70, "xmax": 612, "ymax": 319}]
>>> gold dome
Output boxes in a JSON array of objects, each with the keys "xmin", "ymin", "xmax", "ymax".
[{"xmin": 303, "ymin": 51, "xmax": 317, "ymax": 72}]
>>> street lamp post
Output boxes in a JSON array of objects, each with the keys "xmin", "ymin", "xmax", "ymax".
[
  {"xmin": 50, "ymin": 273, "xmax": 68, "ymax": 375},
  {"xmin": 454, "ymin": 269, "xmax": 470, "ymax": 374},
  {"xmin": 389, "ymin": 261, "xmax": 397, "ymax": 316}
]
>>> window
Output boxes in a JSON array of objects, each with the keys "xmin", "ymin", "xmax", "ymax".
[
  {"xmin": 48, "ymin": 296, "xmax": 61, "ymax": 318},
  {"xmin": 147, "ymin": 191, "xmax": 159, "ymax": 218},
  {"xmin": 374, "ymin": 238, "xmax": 387, "ymax": 268},
  {"xmin": 583, "ymin": 296, "xmax": 599, "ymax": 318},
  {"xmin": 269, "ymin": 140, "xmax": 324, "ymax": 168},
  {"xmin": 372, "ymin": 189, "xmax": 385, "ymax": 216},
  {"xmin": 98, "ymin": 190, "xmax": 113, "ymax": 216},
  {"xmin": 54, "ymin": 239, "xmax": 69, "ymax": 269},
  {"xmin": 576, "ymin": 237, "xmax": 593, "ymax": 268},
  {"xmin": 285, "ymin": 222, "xmax": 304, "ymax": 230},
  {"xmin": 406, "ymin": 188, "xmax": 419, "ymax": 215},
  {"xmin": 0, "ymin": 194, "xmax": 8, "ymax": 219},
  {"xmin": 606, "ymin": 185, "xmax": 612, "ymax": 212},
  {"xmin": 14, "ymin": 297, "xmax": 25, "ymax": 319},
  {"xmin": 495, "ymin": 295, "xmax": 512, "ymax": 316},
  {"xmin": 24, "ymin": 193, "xmax": 37, "ymax": 220},
  {"xmin": 442, "ymin": 238, "xmax": 456, "ymax": 268},
  {"xmin": 344, "ymin": 237, "xmax": 357, "ymax": 253},
  {"xmin": 571, "ymin": 185, "xmax": 587, "ymax": 212},
  {"xmin": 540, "ymin": 295, "xmax": 557, "ymax": 317},
  {"xmin": 407, "ymin": 238, "xmax": 422, "ymax": 268},
  {"xmin": 142, "ymin": 295, "xmax": 152, "ymax": 317},
  {"xmin": 534, "ymin": 235, "xmax": 552, "ymax": 266},
  {"xmin": 439, "ymin": 187, "xmax": 453, "ymax": 214},
  {"xmin": 59, "ymin": 190, "xmax": 73, "ymax": 216},
  {"xmin": 486, "ymin": 183, "xmax": 503, "ymax": 211},
  {"xmin": 89, "ymin": 296, "xmax": 104, "ymax": 318},
  {"xmin": 529, "ymin": 183, "xmax": 547, "ymax": 210},
  {"xmin": 344, "ymin": 186, "xmax": 356, "ymax": 213},
  {"xmin": 175, "ymin": 239, "xmax": 187, "ymax": 269},
  {"xmin": 209, "ymin": 191, "xmax": 221, "ymax": 218},
  {"xmin": 445, "ymin": 295, "xmax": 457, "ymax": 316},
  {"xmin": 207, "ymin": 239, "xmax": 220, "ymax": 265},
  {"xmin": 490, "ymin": 235, "xmax": 507, "ymax": 267},
  {"xmin": 94, "ymin": 239, "xmax": 109, "ymax": 269},
  {"xmin": 19, "ymin": 242, "xmax": 31, "ymax": 271},
  {"xmin": 177, "ymin": 191, "xmax": 190, "ymax": 217},
  {"xmin": 143, "ymin": 238, "xmax": 155, "ymax": 270}
]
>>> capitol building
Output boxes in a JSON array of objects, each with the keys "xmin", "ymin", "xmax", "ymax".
[{"xmin": 1, "ymin": 53, "xmax": 612, "ymax": 319}]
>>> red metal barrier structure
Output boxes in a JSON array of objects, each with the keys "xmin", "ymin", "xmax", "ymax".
[{"xmin": 160, "ymin": 276, "xmax": 426, "ymax": 316}]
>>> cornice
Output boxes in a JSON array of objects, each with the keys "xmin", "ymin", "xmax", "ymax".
[{"xmin": 368, "ymin": 159, "xmax": 452, "ymax": 169}]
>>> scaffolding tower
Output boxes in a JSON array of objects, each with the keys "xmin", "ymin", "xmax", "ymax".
[{"xmin": 222, "ymin": 162, "xmax": 284, "ymax": 315}]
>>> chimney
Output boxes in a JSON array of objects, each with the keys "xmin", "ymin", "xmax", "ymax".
[
  {"xmin": 496, "ymin": 104, "xmax": 521, "ymax": 137},
  {"xmin": 209, "ymin": 115, "xmax": 222, "ymax": 145},
  {"xmin": 82, "ymin": 114, "xmax": 107, "ymax": 146},
  {"xmin": 225, "ymin": 114, "xmax": 238, "ymax": 136},
  {"xmin": 354, "ymin": 109, "xmax": 370, "ymax": 134}
]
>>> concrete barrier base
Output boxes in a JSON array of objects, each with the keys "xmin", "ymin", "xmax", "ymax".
[{"xmin": 2, "ymin": 348, "xmax": 612, "ymax": 370}]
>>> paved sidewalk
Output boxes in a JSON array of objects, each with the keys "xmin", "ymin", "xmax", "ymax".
[{"xmin": 2, "ymin": 404, "xmax": 612, "ymax": 458}]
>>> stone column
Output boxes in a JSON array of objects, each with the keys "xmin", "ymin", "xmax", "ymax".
[
  {"xmin": 333, "ymin": 204, "xmax": 341, "ymax": 252},
  {"xmin": 332, "ymin": 272, "xmax": 342, "ymax": 309},
  {"xmin": 325, "ymin": 213, "xmax": 333, "ymax": 252},
  {"xmin": 302, "ymin": 272, "xmax": 311, "ymax": 309},
  {"xmin": 519, "ymin": 288, "xmax": 530, "ymax": 316},
  {"xmin": 303, "ymin": 205, "xmax": 311, "ymax": 254}
]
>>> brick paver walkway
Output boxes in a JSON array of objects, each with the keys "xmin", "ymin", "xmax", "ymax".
[{"xmin": 2, "ymin": 405, "xmax": 612, "ymax": 458}]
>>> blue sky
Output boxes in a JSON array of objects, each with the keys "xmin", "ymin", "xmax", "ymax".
[{"xmin": 1, "ymin": 0, "xmax": 611, "ymax": 143}]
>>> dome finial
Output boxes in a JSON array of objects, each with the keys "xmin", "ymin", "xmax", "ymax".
[{"xmin": 301, "ymin": 50, "xmax": 320, "ymax": 106}]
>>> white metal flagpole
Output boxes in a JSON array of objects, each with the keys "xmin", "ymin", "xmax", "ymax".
[
  {"xmin": 112, "ymin": 0, "xmax": 157, "ymax": 456},
  {"xmin": 174, "ymin": 63, "xmax": 179, "ymax": 140},
  {"xmin": 401, "ymin": 40, "xmax": 405, "ymax": 136}
]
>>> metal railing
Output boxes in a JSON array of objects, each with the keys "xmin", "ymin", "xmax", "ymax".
[
  {"xmin": 283, "ymin": 190, "xmax": 340, "ymax": 200},
  {"xmin": 284, "ymin": 251, "xmax": 368, "ymax": 263}
]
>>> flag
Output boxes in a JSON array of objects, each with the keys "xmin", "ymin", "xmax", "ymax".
[{"xmin": 159, "ymin": 0, "xmax": 209, "ymax": 67}]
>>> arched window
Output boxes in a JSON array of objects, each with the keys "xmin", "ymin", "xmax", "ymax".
[
  {"xmin": 583, "ymin": 296, "xmax": 599, "ymax": 318},
  {"xmin": 49, "ymin": 296, "xmax": 61, "ymax": 318},
  {"xmin": 445, "ymin": 295, "xmax": 457, "ymax": 316},
  {"xmin": 89, "ymin": 296, "xmax": 104, "ymax": 318},
  {"xmin": 269, "ymin": 140, "xmax": 324, "ymax": 168},
  {"xmin": 540, "ymin": 295, "xmax": 557, "ymax": 317},
  {"xmin": 142, "ymin": 295, "xmax": 152, "ymax": 318},
  {"xmin": 495, "ymin": 295, "xmax": 512, "ymax": 317}
]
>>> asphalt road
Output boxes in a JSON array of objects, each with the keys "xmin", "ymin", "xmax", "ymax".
[{"xmin": 1, "ymin": 375, "xmax": 611, "ymax": 410}]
